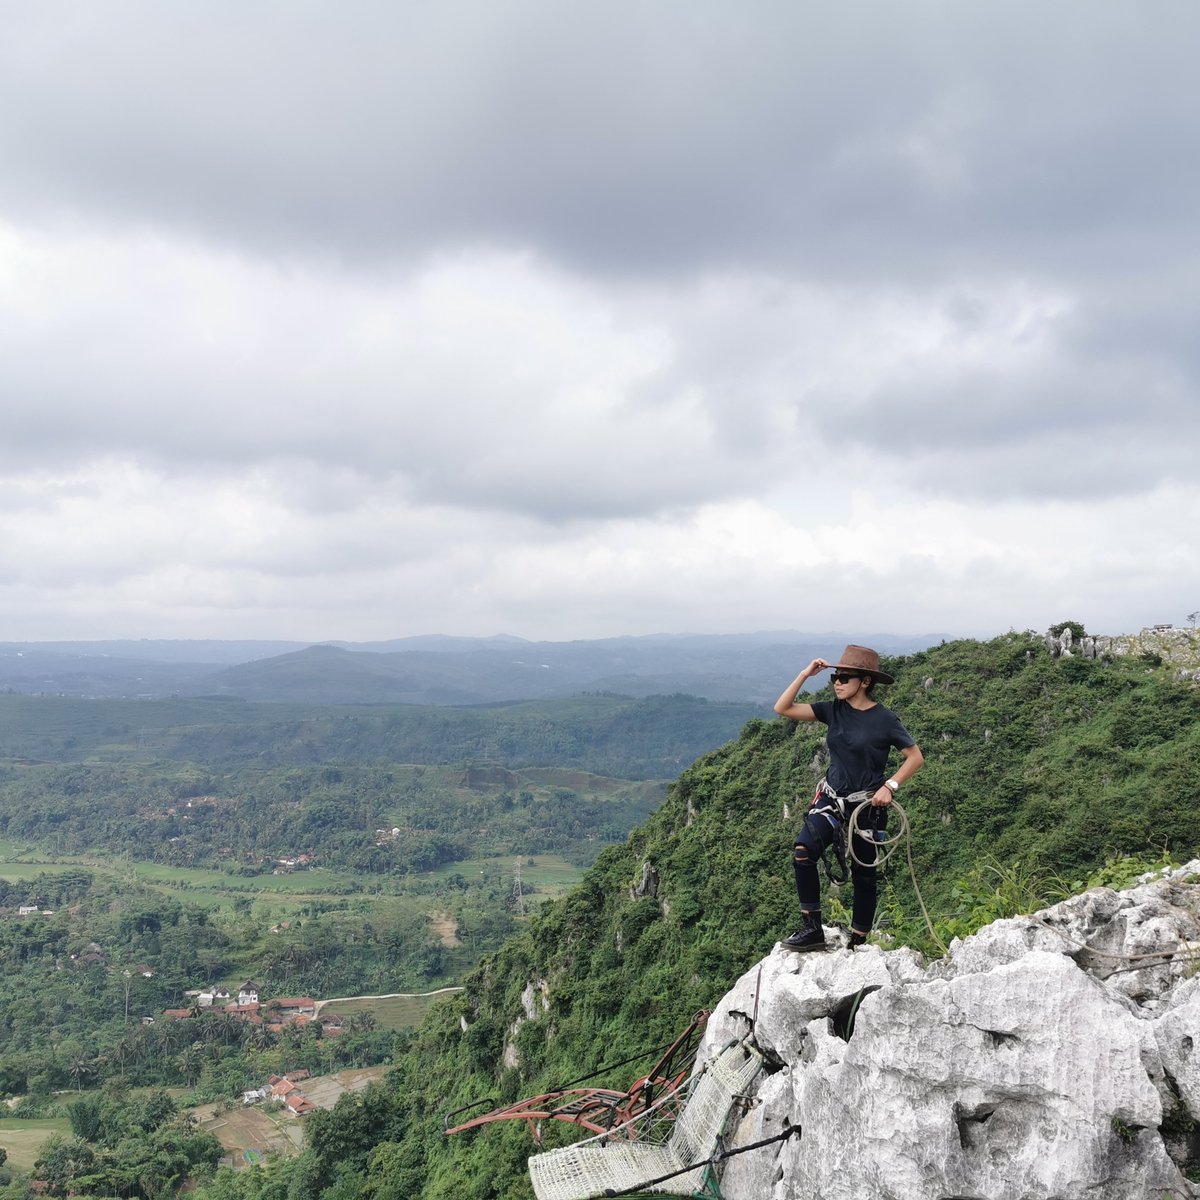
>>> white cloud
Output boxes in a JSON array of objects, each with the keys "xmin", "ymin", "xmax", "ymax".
[{"xmin": 0, "ymin": 4, "xmax": 1197, "ymax": 643}]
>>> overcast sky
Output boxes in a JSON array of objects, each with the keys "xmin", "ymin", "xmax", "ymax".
[{"xmin": 1, "ymin": 1, "xmax": 1197, "ymax": 643}]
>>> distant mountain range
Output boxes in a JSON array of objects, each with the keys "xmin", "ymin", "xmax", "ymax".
[{"xmin": 0, "ymin": 632, "xmax": 941, "ymax": 705}]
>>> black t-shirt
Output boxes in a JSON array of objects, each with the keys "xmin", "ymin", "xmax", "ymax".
[{"xmin": 810, "ymin": 699, "xmax": 915, "ymax": 795}]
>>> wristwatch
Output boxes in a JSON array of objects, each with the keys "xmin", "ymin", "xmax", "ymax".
[{"xmin": 884, "ymin": 779, "xmax": 899, "ymax": 793}]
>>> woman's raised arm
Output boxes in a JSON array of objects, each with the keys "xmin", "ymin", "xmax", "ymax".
[{"xmin": 773, "ymin": 659, "xmax": 828, "ymax": 722}]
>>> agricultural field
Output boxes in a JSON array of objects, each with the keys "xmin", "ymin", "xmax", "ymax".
[
  {"xmin": 317, "ymin": 990, "xmax": 461, "ymax": 1030},
  {"xmin": 191, "ymin": 1067, "xmax": 390, "ymax": 1167},
  {"xmin": 427, "ymin": 852, "xmax": 586, "ymax": 906},
  {"xmin": 0, "ymin": 1117, "xmax": 72, "ymax": 1172},
  {"xmin": 192, "ymin": 1101, "xmax": 306, "ymax": 1165}
]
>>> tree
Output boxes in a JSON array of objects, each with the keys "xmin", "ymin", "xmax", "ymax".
[
  {"xmin": 67, "ymin": 1097, "xmax": 104, "ymax": 1141},
  {"xmin": 1048, "ymin": 620, "xmax": 1086, "ymax": 640},
  {"xmin": 35, "ymin": 1136, "xmax": 96, "ymax": 1197},
  {"xmin": 68, "ymin": 1056, "xmax": 95, "ymax": 1093}
]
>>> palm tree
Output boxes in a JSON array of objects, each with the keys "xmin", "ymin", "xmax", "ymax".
[
  {"xmin": 68, "ymin": 1056, "xmax": 93, "ymax": 1092},
  {"xmin": 175, "ymin": 1044, "xmax": 203, "ymax": 1086}
]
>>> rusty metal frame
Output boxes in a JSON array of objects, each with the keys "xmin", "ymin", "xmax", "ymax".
[{"xmin": 443, "ymin": 1010, "xmax": 709, "ymax": 1143}]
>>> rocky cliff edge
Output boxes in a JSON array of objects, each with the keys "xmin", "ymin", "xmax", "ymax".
[{"xmin": 700, "ymin": 861, "xmax": 1200, "ymax": 1200}]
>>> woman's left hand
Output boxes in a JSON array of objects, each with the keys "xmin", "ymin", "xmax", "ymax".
[{"xmin": 869, "ymin": 786, "xmax": 892, "ymax": 807}]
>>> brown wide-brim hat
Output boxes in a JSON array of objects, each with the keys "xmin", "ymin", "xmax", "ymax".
[{"xmin": 831, "ymin": 644, "xmax": 895, "ymax": 685}]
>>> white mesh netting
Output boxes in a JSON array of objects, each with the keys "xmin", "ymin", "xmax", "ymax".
[{"xmin": 528, "ymin": 1040, "xmax": 763, "ymax": 1200}]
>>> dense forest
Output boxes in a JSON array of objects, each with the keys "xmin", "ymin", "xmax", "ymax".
[
  {"xmin": 1, "ymin": 632, "xmax": 1198, "ymax": 1198},
  {"xmin": 0, "ymin": 761, "xmax": 664, "ymax": 875},
  {"xmin": 0, "ymin": 692, "xmax": 760, "ymax": 781},
  {"xmin": 161, "ymin": 631, "xmax": 1199, "ymax": 1200},
  {"xmin": 0, "ymin": 690, "xmax": 759, "ymax": 1197},
  {"xmin": 0, "ymin": 868, "xmax": 408, "ymax": 1099},
  {"xmin": 0, "ymin": 698, "xmax": 743, "ymax": 1113}
]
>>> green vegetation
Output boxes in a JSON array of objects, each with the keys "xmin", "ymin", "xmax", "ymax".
[
  {"xmin": 0, "ymin": 690, "xmax": 751, "ymax": 1196},
  {"xmin": 164, "ymin": 631, "xmax": 1198, "ymax": 1200},
  {"xmin": 32, "ymin": 1090, "xmax": 221, "ymax": 1199},
  {"xmin": 320, "ymin": 994, "xmax": 452, "ymax": 1031},
  {"xmin": 0, "ymin": 692, "xmax": 759, "ymax": 781},
  {"xmin": 1, "ymin": 634, "xmax": 1198, "ymax": 1199}
]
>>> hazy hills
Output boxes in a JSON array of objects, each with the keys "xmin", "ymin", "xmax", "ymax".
[{"xmin": 0, "ymin": 631, "xmax": 939, "ymax": 704}]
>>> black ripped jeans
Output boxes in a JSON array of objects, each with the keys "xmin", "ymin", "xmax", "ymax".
[{"xmin": 792, "ymin": 791, "xmax": 887, "ymax": 932}]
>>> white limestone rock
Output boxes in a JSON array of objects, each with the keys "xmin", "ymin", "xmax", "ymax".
[
  {"xmin": 712, "ymin": 861, "xmax": 1200, "ymax": 1200},
  {"xmin": 1157, "ymin": 976, "xmax": 1200, "ymax": 1116}
]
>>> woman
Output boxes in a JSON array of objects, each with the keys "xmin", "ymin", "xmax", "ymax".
[{"xmin": 773, "ymin": 644, "xmax": 923, "ymax": 952}]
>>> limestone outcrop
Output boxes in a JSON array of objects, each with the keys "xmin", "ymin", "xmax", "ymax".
[
  {"xmin": 701, "ymin": 862, "xmax": 1200, "ymax": 1199},
  {"xmin": 1045, "ymin": 624, "xmax": 1200, "ymax": 672}
]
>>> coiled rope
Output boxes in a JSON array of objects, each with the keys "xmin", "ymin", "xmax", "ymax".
[{"xmin": 845, "ymin": 799, "xmax": 948, "ymax": 953}]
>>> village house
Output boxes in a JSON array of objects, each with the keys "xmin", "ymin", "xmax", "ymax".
[
  {"xmin": 237, "ymin": 981, "xmax": 260, "ymax": 1005},
  {"xmin": 240, "ymin": 1073, "xmax": 319, "ymax": 1115},
  {"xmin": 270, "ymin": 997, "xmax": 316, "ymax": 1019},
  {"xmin": 272, "ymin": 853, "xmax": 314, "ymax": 873},
  {"xmin": 266, "ymin": 1014, "xmax": 313, "ymax": 1034}
]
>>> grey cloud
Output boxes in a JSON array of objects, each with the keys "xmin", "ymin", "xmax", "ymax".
[
  {"xmin": 821, "ymin": 376, "xmax": 1195, "ymax": 501},
  {"xmin": 1, "ymin": 0, "xmax": 1199, "ymax": 646},
  {"xmin": 1, "ymin": 2, "xmax": 1197, "ymax": 282}
]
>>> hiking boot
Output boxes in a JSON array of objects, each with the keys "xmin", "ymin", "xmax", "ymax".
[
  {"xmin": 780, "ymin": 913, "xmax": 826, "ymax": 953},
  {"xmin": 848, "ymin": 931, "xmax": 868, "ymax": 950}
]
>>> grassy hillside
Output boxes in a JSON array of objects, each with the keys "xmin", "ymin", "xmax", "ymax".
[{"xmin": 181, "ymin": 632, "xmax": 1200, "ymax": 1200}]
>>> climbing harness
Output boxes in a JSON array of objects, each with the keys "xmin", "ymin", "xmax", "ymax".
[
  {"xmin": 798, "ymin": 781, "xmax": 862, "ymax": 885},
  {"xmin": 802, "ymin": 781, "xmax": 897, "ymax": 886}
]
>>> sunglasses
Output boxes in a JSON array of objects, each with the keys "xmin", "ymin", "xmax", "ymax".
[{"xmin": 831, "ymin": 672, "xmax": 864, "ymax": 684}]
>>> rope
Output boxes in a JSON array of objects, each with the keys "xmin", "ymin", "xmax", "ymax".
[
  {"xmin": 844, "ymin": 800, "xmax": 949, "ymax": 954},
  {"xmin": 561, "ymin": 1050, "xmax": 722, "ymax": 1149},
  {"xmin": 548, "ymin": 1033, "xmax": 693, "ymax": 1093},
  {"xmin": 1031, "ymin": 917, "xmax": 1198, "ymax": 966},
  {"xmin": 843, "ymin": 804, "xmax": 1194, "ymax": 963},
  {"xmin": 598, "ymin": 1122, "xmax": 800, "ymax": 1198},
  {"xmin": 845, "ymin": 796, "xmax": 907, "ymax": 869},
  {"xmin": 839, "ymin": 799, "xmax": 1191, "ymax": 964}
]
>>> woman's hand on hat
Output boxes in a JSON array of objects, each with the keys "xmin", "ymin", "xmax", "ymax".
[{"xmin": 805, "ymin": 658, "xmax": 829, "ymax": 676}]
